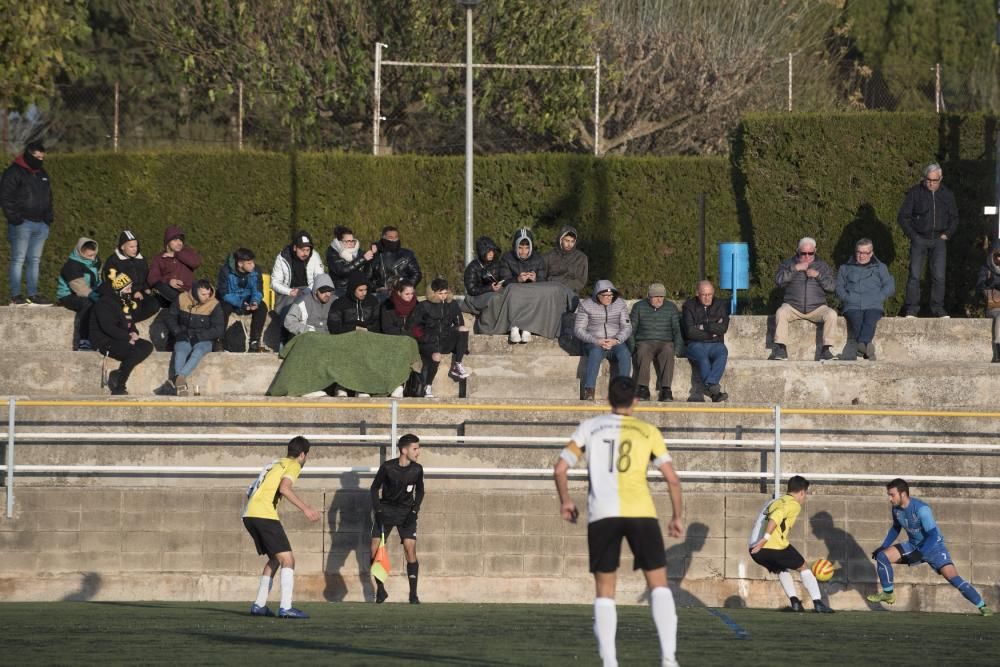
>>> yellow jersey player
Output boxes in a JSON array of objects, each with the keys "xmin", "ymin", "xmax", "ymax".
[
  {"xmin": 554, "ymin": 376, "xmax": 684, "ymax": 667},
  {"xmin": 748, "ymin": 475, "xmax": 832, "ymax": 613},
  {"xmin": 243, "ymin": 436, "xmax": 320, "ymax": 618}
]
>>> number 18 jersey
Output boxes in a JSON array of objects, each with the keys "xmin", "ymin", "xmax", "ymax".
[{"xmin": 561, "ymin": 413, "xmax": 672, "ymax": 523}]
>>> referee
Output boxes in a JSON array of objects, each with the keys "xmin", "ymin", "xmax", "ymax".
[{"xmin": 370, "ymin": 433, "xmax": 424, "ymax": 603}]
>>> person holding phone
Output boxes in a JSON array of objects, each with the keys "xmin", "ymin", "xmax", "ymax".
[{"xmin": 461, "ymin": 235, "xmax": 504, "ymax": 315}]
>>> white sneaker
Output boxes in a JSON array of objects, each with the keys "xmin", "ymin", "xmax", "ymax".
[
  {"xmin": 449, "ymin": 361, "xmax": 471, "ymax": 380},
  {"xmin": 509, "ymin": 326, "xmax": 521, "ymax": 344},
  {"xmin": 424, "ymin": 385, "xmax": 434, "ymax": 398},
  {"xmin": 302, "ymin": 390, "xmax": 328, "ymax": 398},
  {"xmin": 335, "ymin": 389, "xmax": 348, "ymax": 397},
  {"xmin": 520, "ymin": 330, "xmax": 531, "ymax": 344},
  {"xmin": 391, "ymin": 385, "xmax": 404, "ymax": 398},
  {"xmin": 662, "ymin": 658, "xmax": 680, "ymax": 667},
  {"xmin": 357, "ymin": 392, "xmax": 371, "ymax": 398}
]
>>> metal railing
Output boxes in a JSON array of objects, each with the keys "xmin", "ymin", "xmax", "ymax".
[{"xmin": 5, "ymin": 397, "xmax": 1000, "ymax": 517}]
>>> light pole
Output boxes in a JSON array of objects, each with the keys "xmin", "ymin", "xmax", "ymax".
[{"xmin": 458, "ymin": 0, "xmax": 480, "ymax": 267}]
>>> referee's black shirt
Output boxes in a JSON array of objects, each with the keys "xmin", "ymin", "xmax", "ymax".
[{"xmin": 371, "ymin": 459, "xmax": 424, "ymax": 516}]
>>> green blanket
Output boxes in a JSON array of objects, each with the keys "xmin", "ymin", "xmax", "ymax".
[{"xmin": 266, "ymin": 331, "xmax": 420, "ymax": 396}]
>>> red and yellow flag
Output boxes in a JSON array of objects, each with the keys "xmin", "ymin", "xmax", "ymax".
[{"xmin": 371, "ymin": 533, "xmax": 390, "ymax": 582}]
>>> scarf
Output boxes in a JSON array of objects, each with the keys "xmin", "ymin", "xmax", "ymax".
[{"xmin": 390, "ymin": 290, "xmax": 417, "ymax": 318}]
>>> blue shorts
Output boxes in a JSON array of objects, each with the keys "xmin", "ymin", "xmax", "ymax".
[{"xmin": 896, "ymin": 540, "xmax": 953, "ymax": 572}]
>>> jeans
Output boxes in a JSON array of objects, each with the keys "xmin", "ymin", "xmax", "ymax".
[
  {"xmin": 583, "ymin": 342, "xmax": 631, "ymax": 390},
  {"xmin": 172, "ymin": 339, "xmax": 213, "ymax": 378},
  {"xmin": 686, "ymin": 341, "xmax": 728, "ymax": 387},
  {"xmin": 7, "ymin": 220, "xmax": 50, "ymax": 298},
  {"xmin": 905, "ymin": 236, "xmax": 947, "ymax": 315},
  {"xmin": 843, "ymin": 309, "xmax": 882, "ymax": 345}
]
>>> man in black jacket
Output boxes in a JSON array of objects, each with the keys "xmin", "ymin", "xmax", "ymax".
[
  {"xmin": 370, "ymin": 434, "xmax": 425, "ymax": 604},
  {"xmin": 370, "ymin": 226, "xmax": 422, "ymax": 301},
  {"xmin": 1, "ymin": 141, "xmax": 54, "ymax": 305},
  {"xmin": 897, "ymin": 163, "xmax": 959, "ymax": 318},
  {"xmin": 90, "ymin": 270, "xmax": 155, "ymax": 395},
  {"xmin": 681, "ymin": 281, "xmax": 729, "ymax": 402}
]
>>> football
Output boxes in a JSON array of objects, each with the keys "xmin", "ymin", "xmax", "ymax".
[{"xmin": 811, "ymin": 558, "xmax": 835, "ymax": 582}]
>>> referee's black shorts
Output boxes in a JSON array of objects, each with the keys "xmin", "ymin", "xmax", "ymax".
[
  {"xmin": 243, "ymin": 517, "xmax": 292, "ymax": 558},
  {"xmin": 750, "ymin": 544, "xmax": 805, "ymax": 574},
  {"xmin": 588, "ymin": 517, "xmax": 666, "ymax": 573},
  {"xmin": 372, "ymin": 509, "xmax": 418, "ymax": 543}
]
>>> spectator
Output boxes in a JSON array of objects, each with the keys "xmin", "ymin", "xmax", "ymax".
[
  {"xmin": 835, "ymin": 238, "xmax": 895, "ymax": 361},
  {"xmin": 326, "ymin": 225, "xmax": 375, "ymax": 298},
  {"xmin": 380, "ymin": 281, "xmax": 420, "ymax": 338},
  {"xmin": 499, "ymin": 227, "xmax": 548, "ymax": 343},
  {"xmin": 976, "ymin": 240, "xmax": 1000, "ymax": 363},
  {"xmin": 328, "ymin": 271, "xmax": 380, "ymax": 334},
  {"xmin": 682, "ymin": 280, "xmax": 729, "ymax": 402},
  {"xmin": 544, "ymin": 225, "xmax": 588, "ymax": 294},
  {"xmin": 90, "ymin": 269, "xmax": 154, "ymax": 396},
  {"xmin": 284, "ymin": 273, "xmax": 336, "ymax": 337},
  {"xmin": 574, "ymin": 279, "xmax": 632, "ymax": 401},
  {"xmin": 413, "ymin": 277, "xmax": 470, "ymax": 398},
  {"xmin": 216, "ymin": 248, "xmax": 267, "ymax": 352},
  {"xmin": 461, "ymin": 235, "xmax": 503, "ymax": 315},
  {"xmin": 148, "ymin": 225, "xmax": 202, "ymax": 305},
  {"xmin": 370, "ymin": 225, "xmax": 422, "ymax": 300},
  {"xmin": 271, "ymin": 230, "xmax": 325, "ymax": 314},
  {"xmin": 55, "ymin": 237, "xmax": 101, "ymax": 350},
  {"xmin": 165, "ymin": 279, "xmax": 225, "ymax": 396},
  {"xmin": 898, "ymin": 162, "xmax": 958, "ymax": 318},
  {"xmin": 629, "ymin": 282, "xmax": 685, "ymax": 402},
  {"xmin": 771, "ymin": 236, "xmax": 837, "ymax": 361},
  {"xmin": 1, "ymin": 140, "xmax": 54, "ymax": 305},
  {"xmin": 104, "ymin": 230, "xmax": 160, "ymax": 323}
]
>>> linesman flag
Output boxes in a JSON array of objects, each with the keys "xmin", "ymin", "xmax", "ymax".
[{"xmin": 371, "ymin": 532, "xmax": 391, "ymax": 582}]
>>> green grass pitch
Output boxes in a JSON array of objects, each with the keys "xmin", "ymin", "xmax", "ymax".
[{"xmin": 0, "ymin": 602, "xmax": 996, "ymax": 665}]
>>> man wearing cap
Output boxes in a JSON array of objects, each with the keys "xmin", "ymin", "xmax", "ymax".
[
  {"xmin": 271, "ymin": 230, "xmax": 326, "ymax": 315},
  {"xmin": 1, "ymin": 141, "xmax": 54, "ymax": 305},
  {"xmin": 148, "ymin": 225, "xmax": 203, "ymax": 305},
  {"xmin": 104, "ymin": 230, "xmax": 160, "ymax": 323},
  {"xmin": 574, "ymin": 279, "xmax": 633, "ymax": 401},
  {"xmin": 89, "ymin": 269, "xmax": 155, "ymax": 395},
  {"xmin": 284, "ymin": 273, "xmax": 337, "ymax": 337},
  {"xmin": 629, "ymin": 283, "xmax": 685, "ymax": 402}
]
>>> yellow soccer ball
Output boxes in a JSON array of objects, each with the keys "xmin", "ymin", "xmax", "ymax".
[{"xmin": 811, "ymin": 558, "xmax": 835, "ymax": 582}]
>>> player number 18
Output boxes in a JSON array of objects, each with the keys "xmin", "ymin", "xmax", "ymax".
[{"xmin": 603, "ymin": 438, "xmax": 632, "ymax": 473}]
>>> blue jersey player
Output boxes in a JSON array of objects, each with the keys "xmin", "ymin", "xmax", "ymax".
[{"xmin": 867, "ymin": 478, "xmax": 992, "ymax": 616}]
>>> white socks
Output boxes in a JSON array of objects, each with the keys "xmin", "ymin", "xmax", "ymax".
[
  {"xmin": 594, "ymin": 597, "xmax": 618, "ymax": 667},
  {"xmin": 650, "ymin": 587, "xmax": 677, "ymax": 664},
  {"xmin": 800, "ymin": 568, "xmax": 821, "ymax": 601},
  {"xmin": 778, "ymin": 570, "xmax": 798, "ymax": 599},
  {"xmin": 280, "ymin": 567, "xmax": 295, "ymax": 610},
  {"xmin": 254, "ymin": 575, "xmax": 272, "ymax": 608}
]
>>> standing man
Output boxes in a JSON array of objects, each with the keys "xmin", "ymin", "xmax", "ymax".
[
  {"xmin": 898, "ymin": 163, "xmax": 958, "ymax": 318},
  {"xmin": 771, "ymin": 237, "xmax": 837, "ymax": 361},
  {"xmin": 243, "ymin": 436, "xmax": 321, "ymax": 619},
  {"xmin": 554, "ymin": 377, "xmax": 684, "ymax": 667},
  {"xmin": 681, "ymin": 280, "xmax": 729, "ymax": 402},
  {"xmin": 748, "ymin": 475, "xmax": 833, "ymax": 613},
  {"xmin": 1, "ymin": 141, "xmax": 54, "ymax": 305},
  {"xmin": 370, "ymin": 434, "xmax": 424, "ymax": 604},
  {"xmin": 867, "ymin": 478, "xmax": 992, "ymax": 616},
  {"xmin": 629, "ymin": 282, "xmax": 685, "ymax": 402}
]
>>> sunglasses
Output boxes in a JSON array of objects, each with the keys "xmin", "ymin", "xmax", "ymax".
[{"xmin": 799, "ymin": 251, "xmax": 815, "ymax": 256}]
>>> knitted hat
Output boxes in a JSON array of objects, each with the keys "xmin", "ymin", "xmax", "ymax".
[
  {"xmin": 647, "ymin": 283, "xmax": 667, "ymax": 297},
  {"xmin": 108, "ymin": 268, "xmax": 132, "ymax": 292},
  {"xmin": 117, "ymin": 230, "xmax": 138, "ymax": 249}
]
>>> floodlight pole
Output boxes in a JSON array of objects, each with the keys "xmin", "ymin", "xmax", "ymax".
[{"xmin": 459, "ymin": 1, "xmax": 480, "ymax": 267}]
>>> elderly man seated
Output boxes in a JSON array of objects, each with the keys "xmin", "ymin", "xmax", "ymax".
[
  {"xmin": 770, "ymin": 236, "xmax": 837, "ymax": 361},
  {"xmin": 574, "ymin": 279, "xmax": 632, "ymax": 401}
]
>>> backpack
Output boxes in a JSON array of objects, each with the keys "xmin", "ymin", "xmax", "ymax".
[{"xmin": 224, "ymin": 318, "xmax": 249, "ymax": 353}]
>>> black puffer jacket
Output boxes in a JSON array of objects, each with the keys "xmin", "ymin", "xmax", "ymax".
[
  {"xmin": 682, "ymin": 296, "xmax": 729, "ymax": 344},
  {"xmin": 370, "ymin": 241, "xmax": 422, "ymax": 291},
  {"xmin": 0, "ymin": 156, "xmax": 53, "ymax": 224},
  {"xmin": 326, "ymin": 238, "xmax": 373, "ymax": 295},
  {"xmin": 499, "ymin": 227, "xmax": 546, "ymax": 283},
  {"xmin": 413, "ymin": 288, "xmax": 463, "ymax": 354},
  {"xmin": 89, "ymin": 283, "xmax": 140, "ymax": 349},
  {"xmin": 328, "ymin": 272, "xmax": 381, "ymax": 333},
  {"xmin": 463, "ymin": 236, "xmax": 503, "ymax": 296}
]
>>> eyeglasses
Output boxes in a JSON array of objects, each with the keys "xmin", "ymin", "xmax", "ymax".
[
  {"xmin": 799, "ymin": 251, "xmax": 815, "ymax": 256},
  {"xmin": 856, "ymin": 250, "xmax": 873, "ymax": 255},
  {"xmin": 342, "ymin": 238, "xmax": 357, "ymax": 244},
  {"xmin": 925, "ymin": 177, "xmax": 942, "ymax": 183}
]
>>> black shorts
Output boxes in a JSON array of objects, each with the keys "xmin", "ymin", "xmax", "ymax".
[
  {"xmin": 750, "ymin": 545, "xmax": 805, "ymax": 574},
  {"xmin": 243, "ymin": 517, "xmax": 292, "ymax": 558},
  {"xmin": 588, "ymin": 517, "xmax": 666, "ymax": 573},
  {"xmin": 372, "ymin": 510, "xmax": 418, "ymax": 542}
]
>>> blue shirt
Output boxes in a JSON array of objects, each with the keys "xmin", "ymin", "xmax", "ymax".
[{"xmin": 884, "ymin": 498, "xmax": 944, "ymax": 552}]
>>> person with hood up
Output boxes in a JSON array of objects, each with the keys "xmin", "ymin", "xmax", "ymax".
[
  {"xmin": 370, "ymin": 225, "xmax": 422, "ymax": 299},
  {"xmin": 90, "ymin": 269, "xmax": 154, "ymax": 395},
  {"xmin": 976, "ymin": 240, "xmax": 1000, "ymax": 363},
  {"xmin": 165, "ymin": 279, "xmax": 225, "ymax": 396},
  {"xmin": 147, "ymin": 225, "xmax": 203, "ymax": 305},
  {"xmin": 328, "ymin": 270, "xmax": 380, "ymax": 334},
  {"xmin": 413, "ymin": 277, "xmax": 470, "ymax": 398},
  {"xmin": 1, "ymin": 140, "xmax": 54, "ymax": 305},
  {"xmin": 326, "ymin": 225, "xmax": 376, "ymax": 298},
  {"xmin": 104, "ymin": 230, "xmax": 160, "ymax": 323},
  {"xmin": 271, "ymin": 230, "xmax": 325, "ymax": 315},
  {"xmin": 574, "ymin": 279, "xmax": 633, "ymax": 401},
  {"xmin": 544, "ymin": 225, "xmax": 589, "ymax": 294},
  {"xmin": 835, "ymin": 238, "xmax": 895, "ymax": 361},
  {"xmin": 216, "ymin": 247, "xmax": 267, "ymax": 352},
  {"xmin": 499, "ymin": 227, "xmax": 548, "ymax": 343},
  {"xmin": 461, "ymin": 235, "xmax": 504, "ymax": 315},
  {"xmin": 56, "ymin": 237, "xmax": 102, "ymax": 350},
  {"xmin": 284, "ymin": 273, "xmax": 336, "ymax": 337}
]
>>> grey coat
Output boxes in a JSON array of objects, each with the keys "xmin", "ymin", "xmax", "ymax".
[
  {"xmin": 574, "ymin": 279, "xmax": 632, "ymax": 345},
  {"xmin": 775, "ymin": 255, "xmax": 836, "ymax": 313},
  {"xmin": 836, "ymin": 256, "xmax": 895, "ymax": 312}
]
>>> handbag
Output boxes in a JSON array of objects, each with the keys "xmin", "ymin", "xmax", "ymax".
[{"xmin": 403, "ymin": 369, "xmax": 426, "ymax": 398}]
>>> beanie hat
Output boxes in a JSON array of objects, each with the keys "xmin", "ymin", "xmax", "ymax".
[
  {"xmin": 117, "ymin": 230, "xmax": 138, "ymax": 249},
  {"xmin": 647, "ymin": 283, "xmax": 667, "ymax": 297},
  {"xmin": 292, "ymin": 230, "xmax": 314, "ymax": 248},
  {"xmin": 25, "ymin": 140, "xmax": 45, "ymax": 153},
  {"xmin": 108, "ymin": 268, "xmax": 132, "ymax": 293}
]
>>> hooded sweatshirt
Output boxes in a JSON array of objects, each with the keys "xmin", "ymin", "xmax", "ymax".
[
  {"xmin": 976, "ymin": 240, "xmax": 1000, "ymax": 305},
  {"xmin": 328, "ymin": 271, "xmax": 380, "ymax": 333},
  {"xmin": 284, "ymin": 273, "xmax": 336, "ymax": 335},
  {"xmin": 57, "ymin": 237, "xmax": 101, "ymax": 300},
  {"xmin": 147, "ymin": 226, "xmax": 202, "ymax": 291},
  {"xmin": 166, "ymin": 284, "xmax": 224, "ymax": 343},
  {"xmin": 216, "ymin": 252, "xmax": 264, "ymax": 310},
  {"xmin": 463, "ymin": 236, "xmax": 503, "ymax": 296},
  {"xmin": 0, "ymin": 153, "xmax": 54, "ymax": 225},
  {"xmin": 574, "ymin": 279, "xmax": 632, "ymax": 345},
  {"xmin": 500, "ymin": 228, "xmax": 546, "ymax": 283},
  {"xmin": 544, "ymin": 225, "xmax": 588, "ymax": 293}
]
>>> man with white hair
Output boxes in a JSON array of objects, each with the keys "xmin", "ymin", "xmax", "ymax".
[
  {"xmin": 897, "ymin": 162, "xmax": 959, "ymax": 318},
  {"xmin": 771, "ymin": 237, "xmax": 837, "ymax": 361}
]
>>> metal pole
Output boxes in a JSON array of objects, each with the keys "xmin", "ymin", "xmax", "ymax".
[
  {"xmin": 995, "ymin": 129, "xmax": 1000, "ymax": 242},
  {"xmin": 237, "ymin": 80, "xmax": 244, "ymax": 151},
  {"xmin": 6, "ymin": 397, "xmax": 15, "ymax": 518},
  {"xmin": 390, "ymin": 399, "xmax": 399, "ymax": 459},
  {"xmin": 373, "ymin": 42, "xmax": 385, "ymax": 156},
  {"xmin": 773, "ymin": 405, "xmax": 782, "ymax": 499},
  {"xmin": 935, "ymin": 63, "xmax": 941, "ymax": 113},
  {"xmin": 787, "ymin": 53, "xmax": 793, "ymax": 112},
  {"xmin": 463, "ymin": 6, "xmax": 475, "ymax": 267},
  {"xmin": 113, "ymin": 81, "xmax": 120, "ymax": 152},
  {"xmin": 594, "ymin": 54, "xmax": 601, "ymax": 156}
]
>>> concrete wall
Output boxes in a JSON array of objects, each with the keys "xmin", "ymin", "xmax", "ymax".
[{"xmin": 2, "ymin": 485, "xmax": 997, "ymax": 613}]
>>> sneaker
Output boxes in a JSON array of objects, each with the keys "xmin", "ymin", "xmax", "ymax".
[
  {"xmin": 636, "ymin": 386, "xmax": 651, "ymax": 401},
  {"xmin": 154, "ymin": 380, "xmax": 176, "ymax": 396},
  {"xmin": 248, "ymin": 340, "xmax": 260, "ymax": 353},
  {"xmin": 819, "ymin": 346, "xmax": 834, "ymax": 361},
  {"xmin": 661, "ymin": 660, "xmax": 680, "ymax": 667},
  {"xmin": 391, "ymin": 385, "xmax": 404, "ymax": 398},
  {"xmin": 424, "ymin": 385, "xmax": 434, "ymax": 398},
  {"xmin": 10, "ymin": 295, "xmax": 28, "ymax": 305},
  {"xmin": 706, "ymin": 384, "xmax": 728, "ymax": 402},
  {"xmin": 302, "ymin": 390, "xmax": 328, "ymax": 398},
  {"xmin": 658, "ymin": 387, "xmax": 673, "ymax": 402},
  {"xmin": 812, "ymin": 600, "xmax": 834, "ymax": 613},
  {"xmin": 865, "ymin": 342, "xmax": 876, "ymax": 361},
  {"xmin": 106, "ymin": 370, "xmax": 122, "ymax": 394},
  {"xmin": 788, "ymin": 596, "xmax": 805, "ymax": 612},
  {"xmin": 335, "ymin": 388, "xmax": 348, "ymax": 397},
  {"xmin": 277, "ymin": 607, "xmax": 309, "ymax": 619},
  {"xmin": 904, "ymin": 313, "xmax": 917, "ymax": 319},
  {"xmin": 866, "ymin": 591, "xmax": 895, "ymax": 605},
  {"xmin": 250, "ymin": 603, "xmax": 275, "ymax": 617},
  {"xmin": 77, "ymin": 339, "xmax": 93, "ymax": 351},
  {"xmin": 770, "ymin": 344, "xmax": 788, "ymax": 360},
  {"xmin": 509, "ymin": 326, "xmax": 522, "ymax": 344},
  {"xmin": 449, "ymin": 361, "xmax": 471, "ymax": 380},
  {"xmin": 27, "ymin": 294, "xmax": 53, "ymax": 306},
  {"xmin": 376, "ymin": 588, "xmax": 389, "ymax": 604},
  {"xmin": 581, "ymin": 387, "xmax": 595, "ymax": 401},
  {"xmin": 520, "ymin": 330, "xmax": 531, "ymax": 344},
  {"xmin": 409, "ymin": 594, "xmax": 421, "ymax": 604},
  {"xmin": 711, "ymin": 390, "xmax": 729, "ymax": 403},
  {"xmin": 357, "ymin": 392, "xmax": 371, "ymax": 398},
  {"xmin": 979, "ymin": 605, "xmax": 994, "ymax": 617}
]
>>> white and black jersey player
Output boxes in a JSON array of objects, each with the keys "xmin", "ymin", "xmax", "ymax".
[{"xmin": 370, "ymin": 433, "xmax": 424, "ymax": 603}]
